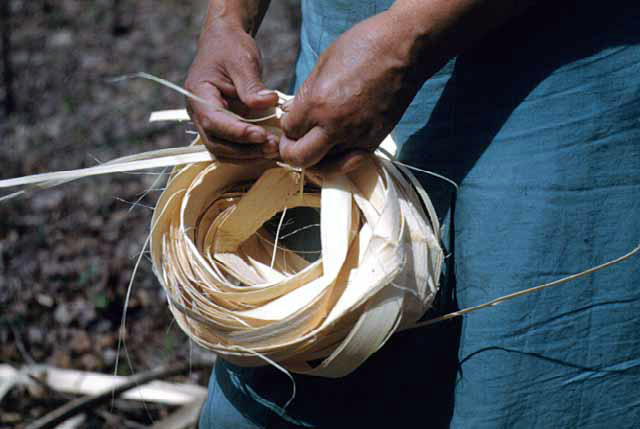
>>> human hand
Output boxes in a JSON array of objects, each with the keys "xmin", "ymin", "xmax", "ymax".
[
  {"xmin": 185, "ymin": 15, "xmax": 280, "ymax": 161},
  {"xmin": 278, "ymin": 10, "xmax": 444, "ymax": 175},
  {"xmin": 279, "ymin": 0, "xmax": 531, "ymax": 175}
]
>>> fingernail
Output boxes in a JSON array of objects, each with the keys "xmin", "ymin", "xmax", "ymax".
[
  {"xmin": 258, "ymin": 89, "xmax": 275, "ymax": 97},
  {"xmin": 248, "ymin": 130, "xmax": 265, "ymax": 143}
]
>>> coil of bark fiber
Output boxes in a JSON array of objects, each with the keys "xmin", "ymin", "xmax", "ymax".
[{"xmin": 149, "ymin": 105, "xmax": 443, "ymax": 377}]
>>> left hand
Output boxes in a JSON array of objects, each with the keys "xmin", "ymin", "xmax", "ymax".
[{"xmin": 278, "ymin": 9, "xmax": 446, "ymax": 175}]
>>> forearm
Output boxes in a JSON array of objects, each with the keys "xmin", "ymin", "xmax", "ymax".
[
  {"xmin": 387, "ymin": 0, "xmax": 534, "ymax": 73},
  {"xmin": 205, "ymin": 0, "xmax": 271, "ymax": 35}
]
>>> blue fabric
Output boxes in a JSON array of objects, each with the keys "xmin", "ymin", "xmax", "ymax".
[
  {"xmin": 199, "ymin": 368, "xmax": 263, "ymax": 429},
  {"xmin": 200, "ymin": 1, "xmax": 640, "ymax": 427}
]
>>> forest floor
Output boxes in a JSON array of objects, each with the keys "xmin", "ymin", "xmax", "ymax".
[{"xmin": 0, "ymin": 1, "xmax": 300, "ymax": 427}]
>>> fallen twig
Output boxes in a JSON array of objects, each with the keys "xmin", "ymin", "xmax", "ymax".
[
  {"xmin": 150, "ymin": 398, "xmax": 206, "ymax": 429},
  {"xmin": 25, "ymin": 361, "xmax": 211, "ymax": 429}
]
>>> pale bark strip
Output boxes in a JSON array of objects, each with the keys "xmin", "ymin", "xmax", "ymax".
[{"xmin": 25, "ymin": 361, "xmax": 211, "ymax": 429}]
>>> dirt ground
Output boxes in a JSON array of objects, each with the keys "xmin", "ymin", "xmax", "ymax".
[{"xmin": 0, "ymin": 1, "xmax": 300, "ymax": 427}]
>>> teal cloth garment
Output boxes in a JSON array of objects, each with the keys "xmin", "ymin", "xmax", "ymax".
[{"xmin": 199, "ymin": 1, "xmax": 640, "ymax": 427}]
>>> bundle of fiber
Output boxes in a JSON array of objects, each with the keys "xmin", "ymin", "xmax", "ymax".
[{"xmin": 150, "ymin": 141, "xmax": 442, "ymax": 378}]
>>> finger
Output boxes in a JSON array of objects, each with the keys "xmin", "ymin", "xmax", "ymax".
[
  {"xmin": 279, "ymin": 126, "xmax": 334, "ymax": 169},
  {"xmin": 310, "ymin": 149, "xmax": 368, "ymax": 176},
  {"xmin": 188, "ymin": 83, "xmax": 268, "ymax": 144},
  {"xmin": 281, "ymin": 86, "xmax": 314, "ymax": 139},
  {"xmin": 203, "ymin": 139, "xmax": 266, "ymax": 160},
  {"xmin": 228, "ymin": 55, "xmax": 279, "ymax": 110},
  {"xmin": 262, "ymin": 134, "xmax": 280, "ymax": 157},
  {"xmin": 212, "ymin": 76, "xmax": 238, "ymax": 99}
]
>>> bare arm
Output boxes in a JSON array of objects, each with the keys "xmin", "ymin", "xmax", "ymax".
[
  {"xmin": 390, "ymin": 0, "xmax": 533, "ymax": 71},
  {"xmin": 204, "ymin": 0, "xmax": 271, "ymax": 36}
]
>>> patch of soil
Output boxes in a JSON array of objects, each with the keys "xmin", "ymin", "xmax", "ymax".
[{"xmin": 0, "ymin": 1, "xmax": 300, "ymax": 427}]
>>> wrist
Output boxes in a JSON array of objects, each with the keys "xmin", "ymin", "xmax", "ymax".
[
  {"xmin": 387, "ymin": 0, "xmax": 472, "ymax": 52},
  {"xmin": 205, "ymin": 0, "xmax": 269, "ymax": 35}
]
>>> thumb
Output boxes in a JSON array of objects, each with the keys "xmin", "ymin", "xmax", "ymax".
[
  {"xmin": 229, "ymin": 57, "xmax": 278, "ymax": 109},
  {"xmin": 279, "ymin": 126, "xmax": 333, "ymax": 169}
]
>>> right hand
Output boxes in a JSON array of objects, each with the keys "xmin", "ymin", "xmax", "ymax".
[{"xmin": 185, "ymin": 19, "xmax": 280, "ymax": 160}]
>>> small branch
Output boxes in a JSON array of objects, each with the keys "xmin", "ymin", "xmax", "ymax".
[
  {"xmin": 25, "ymin": 361, "xmax": 211, "ymax": 429},
  {"xmin": 9, "ymin": 324, "xmax": 36, "ymax": 365},
  {"xmin": 150, "ymin": 399, "xmax": 206, "ymax": 429},
  {"xmin": 95, "ymin": 409, "xmax": 148, "ymax": 429}
]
